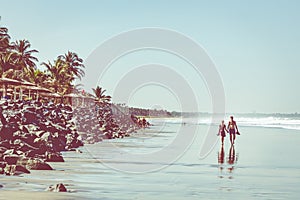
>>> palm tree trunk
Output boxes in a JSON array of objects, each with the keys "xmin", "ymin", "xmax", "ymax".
[
  {"xmin": 19, "ymin": 87, "xmax": 23, "ymax": 100},
  {"xmin": 4, "ymin": 83, "xmax": 8, "ymax": 99},
  {"xmin": 13, "ymin": 87, "xmax": 16, "ymax": 101}
]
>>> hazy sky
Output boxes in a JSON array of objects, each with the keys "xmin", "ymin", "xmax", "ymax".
[{"xmin": 1, "ymin": 0, "xmax": 299, "ymax": 113}]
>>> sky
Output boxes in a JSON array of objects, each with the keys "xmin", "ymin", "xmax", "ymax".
[{"xmin": 0, "ymin": 0, "xmax": 299, "ymax": 113}]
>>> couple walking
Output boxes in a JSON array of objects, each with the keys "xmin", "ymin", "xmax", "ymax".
[{"xmin": 218, "ymin": 116, "xmax": 240, "ymax": 145}]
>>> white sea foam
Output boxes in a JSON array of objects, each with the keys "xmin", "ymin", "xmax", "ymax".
[
  {"xmin": 235, "ymin": 116, "xmax": 300, "ymax": 130},
  {"xmin": 158, "ymin": 115, "xmax": 300, "ymax": 131}
]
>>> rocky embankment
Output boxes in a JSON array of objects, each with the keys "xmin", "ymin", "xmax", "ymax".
[
  {"xmin": 0, "ymin": 100, "xmax": 146, "ymax": 176},
  {"xmin": 74, "ymin": 103, "xmax": 142, "ymax": 144},
  {"xmin": 0, "ymin": 100, "xmax": 83, "ymax": 176}
]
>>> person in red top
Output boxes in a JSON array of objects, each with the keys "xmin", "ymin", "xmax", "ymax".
[
  {"xmin": 227, "ymin": 116, "xmax": 239, "ymax": 145},
  {"xmin": 218, "ymin": 120, "xmax": 228, "ymax": 145}
]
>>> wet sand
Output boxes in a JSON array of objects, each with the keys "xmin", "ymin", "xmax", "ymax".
[{"xmin": 1, "ymin": 119, "xmax": 300, "ymax": 199}]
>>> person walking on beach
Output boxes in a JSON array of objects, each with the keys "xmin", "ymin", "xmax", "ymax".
[
  {"xmin": 218, "ymin": 120, "xmax": 228, "ymax": 145},
  {"xmin": 227, "ymin": 116, "xmax": 239, "ymax": 145}
]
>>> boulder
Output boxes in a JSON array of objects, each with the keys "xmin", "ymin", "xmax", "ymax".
[
  {"xmin": 4, "ymin": 164, "xmax": 30, "ymax": 176},
  {"xmin": 46, "ymin": 183, "xmax": 67, "ymax": 192},
  {"xmin": 0, "ymin": 161, "xmax": 6, "ymax": 174},
  {"xmin": 17, "ymin": 157, "xmax": 53, "ymax": 170},
  {"xmin": 25, "ymin": 145, "xmax": 48, "ymax": 158},
  {"xmin": 19, "ymin": 133, "xmax": 38, "ymax": 147},
  {"xmin": 0, "ymin": 126, "xmax": 14, "ymax": 140},
  {"xmin": 0, "ymin": 141, "xmax": 11, "ymax": 149},
  {"xmin": 23, "ymin": 110, "xmax": 37, "ymax": 124},
  {"xmin": 3, "ymin": 149, "xmax": 18, "ymax": 155},
  {"xmin": 3, "ymin": 155, "xmax": 20, "ymax": 165},
  {"xmin": 45, "ymin": 152, "xmax": 64, "ymax": 162}
]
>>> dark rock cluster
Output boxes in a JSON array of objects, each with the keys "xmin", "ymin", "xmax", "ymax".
[
  {"xmin": 0, "ymin": 100, "xmax": 83, "ymax": 176},
  {"xmin": 46, "ymin": 183, "xmax": 67, "ymax": 192},
  {"xmin": 73, "ymin": 103, "xmax": 142, "ymax": 144}
]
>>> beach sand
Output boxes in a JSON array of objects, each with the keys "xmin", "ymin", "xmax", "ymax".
[{"xmin": 1, "ymin": 119, "xmax": 300, "ymax": 199}]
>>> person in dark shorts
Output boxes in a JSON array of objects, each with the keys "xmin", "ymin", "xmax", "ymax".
[
  {"xmin": 227, "ymin": 116, "xmax": 239, "ymax": 145},
  {"xmin": 218, "ymin": 120, "xmax": 228, "ymax": 145}
]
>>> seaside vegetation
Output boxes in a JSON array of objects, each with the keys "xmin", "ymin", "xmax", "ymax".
[{"xmin": 0, "ymin": 24, "xmax": 86, "ymax": 97}]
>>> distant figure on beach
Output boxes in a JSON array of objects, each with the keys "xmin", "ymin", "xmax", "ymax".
[
  {"xmin": 227, "ymin": 116, "xmax": 239, "ymax": 145},
  {"xmin": 142, "ymin": 118, "xmax": 147, "ymax": 128},
  {"xmin": 137, "ymin": 117, "xmax": 148, "ymax": 128},
  {"xmin": 218, "ymin": 120, "xmax": 228, "ymax": 145}
]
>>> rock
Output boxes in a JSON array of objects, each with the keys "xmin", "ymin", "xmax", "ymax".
[
  {"xmin": 76, "ymin": 149, "xmax": 82, "ymax": 153},
  {"xmin": 0, "ymin": 126, "xmax": 14, "ymax": 141},
  {"xmin": 19, "ymin": 133, "xmax": 38, "ymax": 147},
  {"xmin": 15, "ymin": 165, "xmax": 30, "ymax": 174},
  {"xmin": 45, "ymin": 152, "xmax": 64, "ymax": 162},
  {"xmin": 25, "ymin": 145, "xmax": 47, "ymax": 158},
  {"xmin": 4, "ymin": 164, "xmax": 30, "ymax": 176},
  {"xmin": 46, "ymin": 183, "xmax": 67, "ymax": 192},
  {"xmin": 0, "ymin": 161, "xmax": 6, "ymax": 174},
  {"xmin": 19, "ymin": 125, "xmax": 29, "ymax": 134},
  {"xmin": 0, "ymin": 161, "xmax": 6, "ymax": 168},
  {"xmin": 65, "ymin": 137, "xmax": 84, "ymax": 149},
  {"xmin": 39, "ymin": 131, "xmax": 50, "ymax": 141},
  {"xmin": 17, "ymin": 141, "xmax": 38, "ymax": 153},
  {"xmin": 3, "ymin": 149, "xmax": 16, "ymax": 155},
  {"xmin": 125, "ymin": 133, "xmax": 130, "ymax": 137},
  {"xmin": 0, "ymin": 141, "xmax": 11, "ymax": 149},
  {"xmin": 3, "ymin": 155, "xmax": 20, "ymax": 165},
  {"xmin": 26, "ymin": 124, "xmax": 39, "ymax": 133},
  {"xmin": 23, "ymin": 110, "xmax": 37, "ymax": 124},
  {"xmin": 13, "ymin": 139, "xmax": 22, "ymax": 146},
  {"xmin": 17, "ymin": 157, "xmax": 53, "ymax": 170}
]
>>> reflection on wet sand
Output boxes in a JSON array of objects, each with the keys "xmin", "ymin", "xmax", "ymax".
[
  {"xmin": 218, "ymin": 145, "xmax": 238, "ymax": 179},
  {"xmin": 227, "ymin": 145, "xmax": 236, "ymax": 173},
  {"xmin": 218, "ymin": 145, "xmax": 225, "ymax": 165}
]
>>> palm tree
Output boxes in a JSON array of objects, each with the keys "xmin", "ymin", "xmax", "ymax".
[
  {"xmin": 0, "ymin": 26, "xmax": 11, "ymax": 54},
  {"xmin": 12, "ymin": 39, "xmax": 38, "ymax": 80},
  {"xmin": 58, "ymin": 51, "xmax": 85, "ymax": 81},
  {"xmin": 42, "ymin": 57, "xmax": 83, "ymax": 95},
  {"xmin": 41, "ymin": 59, "xmax": 67, "ymax": 94},
  {"xmin": 40, "ymin": 51, "xmax": 85, "ymax": 96},
  {"xmin": 1, "ymin": 25, "xmax": 15, "ymax": 98},
  {"xmin": 0, "ymin": 25, "xmax": 13, "ymax": 78},
  {"xmin": 92, "ymin": 86, "xmax": 111, "ymax": 103},
  {"xmin": 27, "ymin": 68, "xmax": 48, "ymax": 86},
  {"xmin": 0, "ymin": 51, "xmax": 16, "ymax": 78}
]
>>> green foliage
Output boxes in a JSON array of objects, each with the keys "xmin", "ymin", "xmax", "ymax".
[
  {"xmin": 92, "ymin": 86, "xmax": 111, "ymax": 103},
  {"xmin": 0, "ymin": 22, "xmax": 87, "ymax": 96},
  {"xmin": 0, "ymin": 24, "xmax": 38, "ymax": 80}
]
